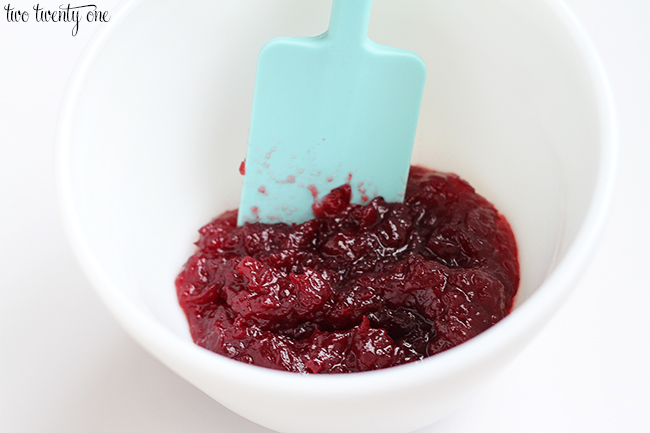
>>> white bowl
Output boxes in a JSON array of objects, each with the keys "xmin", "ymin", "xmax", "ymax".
[{"xmin": 57, "ymin": 0, "xmax": 616, "ymax": 432}]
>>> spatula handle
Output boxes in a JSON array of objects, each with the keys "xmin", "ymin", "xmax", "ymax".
[{"xmin": 327, "ymin": 0, "xmax": 373, "ymax": 45}]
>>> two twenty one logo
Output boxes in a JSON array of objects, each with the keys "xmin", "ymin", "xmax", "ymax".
[{"xmin": 3, "ymin": 3, "xmax": 110, "ymax": 36}]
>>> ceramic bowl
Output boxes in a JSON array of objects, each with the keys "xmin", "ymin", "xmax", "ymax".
[{"xmin": 57, "ymin": 0, "xmax": 616, "ymax": 432}]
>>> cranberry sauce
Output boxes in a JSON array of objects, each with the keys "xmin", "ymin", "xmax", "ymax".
[{"xmin": 176, "ymin": 166, "xmax": 519, "ymax": 373}]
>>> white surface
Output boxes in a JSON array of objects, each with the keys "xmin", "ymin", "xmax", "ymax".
[{"xmin": 0, "ymin": 1, "xmax": 648, "ymax": 432}]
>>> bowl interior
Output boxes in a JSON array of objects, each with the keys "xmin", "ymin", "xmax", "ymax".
[{"xmin": 59, "ymin": 0, "xmax": 612, "ymax": 431}]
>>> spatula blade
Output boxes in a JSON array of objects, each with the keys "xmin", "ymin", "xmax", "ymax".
[{"xmin": 238, "ymin": 3, "xmax": 425, "ymax": 225}]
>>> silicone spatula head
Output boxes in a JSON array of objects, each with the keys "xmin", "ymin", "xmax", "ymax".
[{"xmin": 238, "ymin": 0, "xmax": 426, "ymax": 225}]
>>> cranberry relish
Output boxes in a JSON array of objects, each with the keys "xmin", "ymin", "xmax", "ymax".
[{"xmin": 176, "ymin": 166, "xmax": 519, "ymax": 373}]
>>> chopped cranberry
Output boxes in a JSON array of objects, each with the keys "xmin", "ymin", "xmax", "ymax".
[{"xmin": 312, "ymin": 183, "xmax": 352, "ymax": 218}]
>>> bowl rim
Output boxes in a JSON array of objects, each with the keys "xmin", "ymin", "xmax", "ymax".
[{"xmin": 56, "ymin": 0, "xmax": 617, "ymax": 393}]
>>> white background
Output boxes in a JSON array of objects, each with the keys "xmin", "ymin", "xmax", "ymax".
[{"xmin": 1, "ymin": 0, "xmax": 648, "ymax": 432}]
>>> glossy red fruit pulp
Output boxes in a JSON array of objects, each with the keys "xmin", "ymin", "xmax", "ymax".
[{"xmin": 176, "ymin": 166, "xmax": 519, "ymax": 373}]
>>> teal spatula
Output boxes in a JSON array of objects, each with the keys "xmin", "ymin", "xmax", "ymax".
[{"xmin": 238, "ymin": 0, "xmax": 426, "ymax": 225}]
